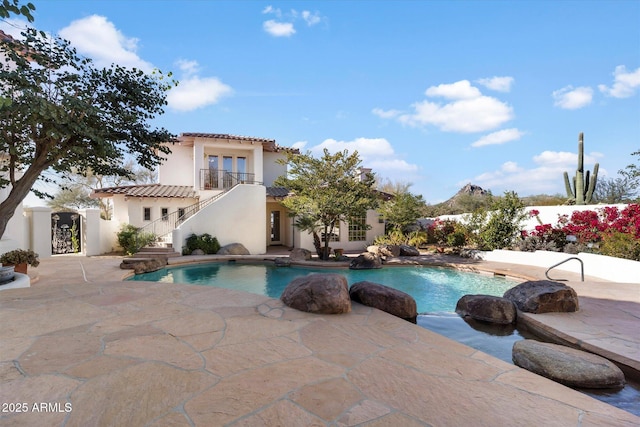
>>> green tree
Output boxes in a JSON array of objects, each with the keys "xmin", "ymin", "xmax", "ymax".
[
  {"xmin": 593, "ymin": 176, "xmax": 637, "ymax": 204},
  {"xmin": 378, "ymin": 187, "xmax": 425, "ymax": 232},
  {"xmin": 477, "ymin": 191, "xmax": 527, "ymax": 250},
  {"xmin": 0, "ymin": 0, "xmax": 34, "ymax": 22},
  {"xmin": 0, "ymin": 27, "xmax": 175, "ymax": 238},
  {"xmin": 620, "ymin": 150, "xmax": 640, "ymax": 200},
  {"xmin": 48, "ymin": 160, "xmax": 157, "ymax": 219},
  {"xmin": 274, "ymin": 149, "xmax": 380, "ymax": 260}
]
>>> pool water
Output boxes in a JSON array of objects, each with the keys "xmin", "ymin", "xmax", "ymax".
[{"xmin": 129, "ymin": 262, "xmax": 518, "ymax": 313}]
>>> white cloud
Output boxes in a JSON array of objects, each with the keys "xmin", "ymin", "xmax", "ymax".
[
  {"xmin": 302, "ymin": 10, "xmax": 321, "ymax": 26},
  {"xmin": 399, "ymin": 95, "xmax": 513, "ymax": 133},
  {"xmin": 552, "ymin": 85, "xmax": 593, "ymax": 109},
  {"xmin": 598, "ymin": 65, "xmax": 640, "ymax": 98},
  {"xmin": 175, "ymin": 59, "xmax": 200, "ymax": 77},
  {"xmin": 263, "ymin": 20, "xmax": 296, "ymax": 37},
  {"xmin": 59, "ymin": 15, "xmax": 153, "ymax": 71},
  {"xmin": 476, "ymin": 76, "xmax": 514, "ymax": 92},
  {"xmin": 472, "ymin": 128, "xmax": 524, "ymax": 147},
  {"xmin": 291, "ymin": 141, "xmax": 307, "ymax": 150},
  {"xmin": 378, "ymin": 79, "xmax": 514, "ymax": 133},
  {"xmin": 425, "ymin": 80, "xmax": 481, "ymax": 100},
  {"xmin": 372, "ymin": 108, "xmax": 402, "ymax": 119},
  {"xmin": 167, "ymin": 76, "xmax": 233, "ymax": 112},
  {"xmin": 303, "ymin": 137, "xmax": 420, "ymax": 180},
  {"xmin": 467, "ymin": 150, "xmax": 601, "ymax": 196}
]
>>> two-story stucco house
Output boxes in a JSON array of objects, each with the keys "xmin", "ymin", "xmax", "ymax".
[{"xmin": 92, "ymin": 132, "xmax": 385, "ymax": 255}]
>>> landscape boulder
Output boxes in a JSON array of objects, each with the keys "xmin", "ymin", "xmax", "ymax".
[
  {"xmin": 289, "ymin": 248, "xmax": 312, "ymax": 261},
  {"xmin": 120, "ymin": 258, "xmax": 168, "ymax": 275},
  {"xmin": 281, "ymin": 273, "xmax": 351, "ymax": 314},
  {"xmin": 191, "ymin": 249, "xmax": 205, "ymax": 255},
  {"xmin": 455, "ymin": 294, "xmax": 517, "ymax": 324},
  {"xmin": 399, "ymin": 244, "xmax": 420, "ymax": 256},
  {"xmin": 367, "ymin": 245, "xmax": 400, "ymax": 259},
  {"xmin": 217, "ymin": 243, "xmax": 250, "ymax": 255},
  {"xmin": 274, "ymin": 258, "xmax": 291, "ymax": 267},
  {"xmin": 512, "ymin": 340, "xmax": 625, "ymax": 389},
  {"xmin": 503, "ymin": 280, "xmax": 579, "ymax": 313},
  {"xmin": 350, "ymin": 281, "xmax": 417, "ymax": 323},
  {"xmin": 349, "ymin": 252, "xmax": 382, "ymax": 270}
]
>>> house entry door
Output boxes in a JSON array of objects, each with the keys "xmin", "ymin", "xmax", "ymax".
[{"xmin": 270, "ymin": 210, "xmax": 281, "ymax": 244}]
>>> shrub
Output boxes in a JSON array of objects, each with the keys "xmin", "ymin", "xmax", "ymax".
[
  {"xmin": 477, "ymin": 191, "xmax": 527, "ymax": 250},
  {"xmin": 117, "ymin": 224, "xmax": 156, "ymax": 256},
  {"xmin": 0, "ymin": 249, "xmax": 40, "ymax": 267},
  {"xmin": 447, "ymin": 230, "xmax": 467, "ymax": 248},
  {"xmin": 599, "ymin": 231, "xmax": 640, "ymax": 261},
  {"xmin": 183, "ymin": 233, "xmax": 220, "ymax": 255}
]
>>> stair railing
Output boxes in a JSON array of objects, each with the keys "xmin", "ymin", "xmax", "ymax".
[{"xmin": 545, "ymin": 257, "xmax": 584, "ymax": 282}]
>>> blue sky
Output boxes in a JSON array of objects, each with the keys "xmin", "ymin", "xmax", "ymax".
[{"xmin": 4, "ymin": 0, "xmax": 640, "ymax": 205}]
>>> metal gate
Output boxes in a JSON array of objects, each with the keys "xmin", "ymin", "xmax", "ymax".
[{"xmin": 51, "ymin": 212, "xmax": 82, "ymax": 254}]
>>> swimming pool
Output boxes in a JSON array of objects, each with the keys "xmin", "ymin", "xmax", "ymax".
[{"xmin": 128, "ymin": 262, "xmax": 518, "ymax": 313}]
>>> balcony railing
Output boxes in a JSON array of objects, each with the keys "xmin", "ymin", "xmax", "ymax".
[{"xmin": 200, "ymin": 169, "xmax": 257, "ymax": 190}]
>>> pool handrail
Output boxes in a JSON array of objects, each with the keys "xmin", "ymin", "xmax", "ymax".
[{"xmin": 545, "ymin": 257, "xmax": 584, "ymax": 282}]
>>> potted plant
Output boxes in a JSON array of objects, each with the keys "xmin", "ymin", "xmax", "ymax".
[{"xmin": 0, "ymin": 249, "xmax": 40, "ymax": 274}]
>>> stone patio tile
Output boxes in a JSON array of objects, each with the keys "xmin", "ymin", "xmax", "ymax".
[
  {"xmin": 19, "ymin": 333, "xmax": 102, "ymax": 375},
  {"xmin": 348, "ymin": 357, "xmax": 584, "ymax": 426},
  {"xmin": 580, "ymin": 412, "xmax": 640, "ymax": 427},
  {"xmin": 0, "ymin": 336, "xmax": 34, "ymax": 361},
  {"xmin": 104, "ymin": 334, "xmax": 204, "ymax": 370},
  {"xmin": 203, "ymin": 336, "xmax": 311, "ymax": 376},
  {"xmin": 181, "ymin": 287, "xmax": 271, "ymax": 309},
  {"xmin": 494, "ymin": 368, "xmax": 640, "ymax": 421},
  {"xmin": 299, "ymin": 320, "xmax": 382, "ymax": 356},
  {"xmin": 0, "ymin": 409, "xmax": 68, "ymax": 427},
  {"xmin": 0, "ymin": 299, "xmax": 111, "ymax": 339},
  {"xmin": 66, "ymin": 362, "xmax": 215, "ymax": 427},
  {"xmin": 100, "ymin": 323, "xmax": 164, "ymax": 342},
  {"xmin": 63, "ymin": 356, "xmax": 139, "ymax": 379},
  {"xmin": 185, "ymin": 357, "xmax": 345, "ymax": 425},
  {"xmin": 232, "ymin": 399, "xmax": 326, "ymax": 427},
  {"xmin": 290, "ymin": 377, "xmax": 363, "ymax": 421},
  {"xmin": 335, "ymin": 399, "xmax": 392, "ymax": 426},
  {"xmin": 0, "ymin": 374, "xmax": 80, "ymax": 411},
  {"xmin": 216, "ymin": 314, "xmax": 308, "ymax": 346},
  {"xmin": 360, "ymin": 412, "xmax": 427, "ymax": 427},
  {"xmin": 147, "ymin": 411, "xmax": 193, "ymax": 426},
  {"xmin": 153, "ymin": 310, "xmax": 226, "ymax": 351},
  {"xmin": 0, "ymin": 361, "xmax": 22, "ymax": 382}
]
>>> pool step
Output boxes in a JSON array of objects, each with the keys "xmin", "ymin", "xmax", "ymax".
[{"xmin": 130, "ymin": 247, "xmax": 181, "ymax": 258}]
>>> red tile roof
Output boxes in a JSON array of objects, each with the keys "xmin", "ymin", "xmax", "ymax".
[
  {"xmin": 90, "ymin": 184, "xmax": 198, "ymax": 199},
  {"xmin": 177, "ymin": 133, "xmax": 299, "ymax": 154}
]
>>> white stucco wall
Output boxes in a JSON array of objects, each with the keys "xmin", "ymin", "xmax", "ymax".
[
  {"xmin": 112, "ymin": 196, "xmax": 199, "ymax": 229},
  {"xmin": 437, "ymin": 204, "xmax": 629, "ymax": 231},
  {"xmin": 263, "ymin": 152, "xmax": 288, "ymax": 186},
  {"xmin": 295, "ymin": 209, "xmax": 385, "ymax": 254},
  {"xmin": 173, "ymin": 184, "xmax": 267, "ymax": 254},
  {"xmin": 158, "ymin": 143, "xmax": 193, "ymax": 186},
  {"xmin": 479, "ymin": 249, "xmax": 640, "ymax": 283}
]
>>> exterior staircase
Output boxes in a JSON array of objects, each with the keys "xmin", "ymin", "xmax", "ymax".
[{"xmin": 130, "ymin": 246, "xmax": 181, "ymax": 259}]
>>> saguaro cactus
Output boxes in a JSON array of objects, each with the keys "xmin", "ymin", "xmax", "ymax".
[{"xmin": 563, "ymin": 132, "xmax": 599, "ymax": 204}]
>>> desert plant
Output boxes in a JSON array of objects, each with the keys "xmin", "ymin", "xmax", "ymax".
[
  {"xmin": 599, "ymin": 232, "xmax": 640, "ymax": 261},
  {"xmin": 0, "ymin": 249, "xmax": 40, "ymax": 267},
  {"xmin": 563, "ymin": 132, "xmax": 599, "ymax": 205},
  {"xmin": 117, "ymin": 224, "xmax": 156, "ymax": 256},
  {"xmin": 477, "ymin": 191, "xmax": 527, "ymax": 250},
  {"xmin": 183, "ymin": 233, "xmax": 220, "ymax": 255}
]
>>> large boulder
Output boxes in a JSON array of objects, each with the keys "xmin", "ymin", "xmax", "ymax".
[
  {"xmin": 503, "ymin": 280, "xmax": 579, "ymax": 313},
  {"xmin": 399, "ymin": 245, "xmax": 420, "ymax": 256},
  {"xmin": 120, "ymin": 258, "xmax": 168, "ymax": 275},
  {"xmin": 350, "ymin": 281, "xmax": 417, "ymax": 323},
  {"xmin": 217, "ymin": 243, "xmax": 250, "ymax": 255},
  {"xmin": 513, "ymin": 340, "xmax": 625, "ymax": 389},
  {"xmin": 289, "ymin": 248, "xmax": 312, "ymax": 261},
  {"xmin": 281, "ymin": 274, "xmax": 351, "ymax": 314},
  {"xmin": 367, "ymin": 245, "xmax": 400, "ymax": 258},
  {"xmin": 455, "ymin": 294, "xmax": 516, "ymax": 325},
  {"xmin": 349, "ymin": 252, "xmax": 382, "ymax": 270}
]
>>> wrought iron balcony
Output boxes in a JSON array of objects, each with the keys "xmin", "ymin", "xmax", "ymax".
[{"xmin": 199, "ymin": 169, "xmax": 258, "ymax": 190}]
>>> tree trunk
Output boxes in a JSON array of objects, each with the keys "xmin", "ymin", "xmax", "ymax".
[
  {"xmin": 0, "ymin": 165, "xmax": 43, "ymax": 240},
  {"xmin": 312, "ymin": 231, "xmax": 323, "ymax": 258}
]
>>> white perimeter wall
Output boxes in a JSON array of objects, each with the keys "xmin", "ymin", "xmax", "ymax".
[
  {"xmin": 438, "ymin": 203, "xmax": 629, "ymax": 231},
  {"xmin": 479, "ymin": 249, "xmax": 640, "ymax": 283},
  {"xmin": 173, "ymin": 184, "xmax": 266, "ymax": 254}
]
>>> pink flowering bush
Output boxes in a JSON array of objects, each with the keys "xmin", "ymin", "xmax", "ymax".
[{"xmin": 519, "ymin": 204, "xmax": 640, "ymax": 260}]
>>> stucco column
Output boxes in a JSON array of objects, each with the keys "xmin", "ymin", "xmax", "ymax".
[
  {"xmin": 193, "ymin": 141, "xmax": 204, "ymax": 190},
  {"xmin": 253, "ymin": 145, "xmax": 263, "ymax": 184},
  {"xmin": 24, "ymin": 207, "xmax": 52, "ymax": 258},
  {"xmin": 79, "ymin": 208, "xmax": 101, "ymax": 256}
]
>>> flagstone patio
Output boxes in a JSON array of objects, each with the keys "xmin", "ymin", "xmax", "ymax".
[{"xmin": 0, "ymin": 255, "xmax": 638, "ymax": 426}]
